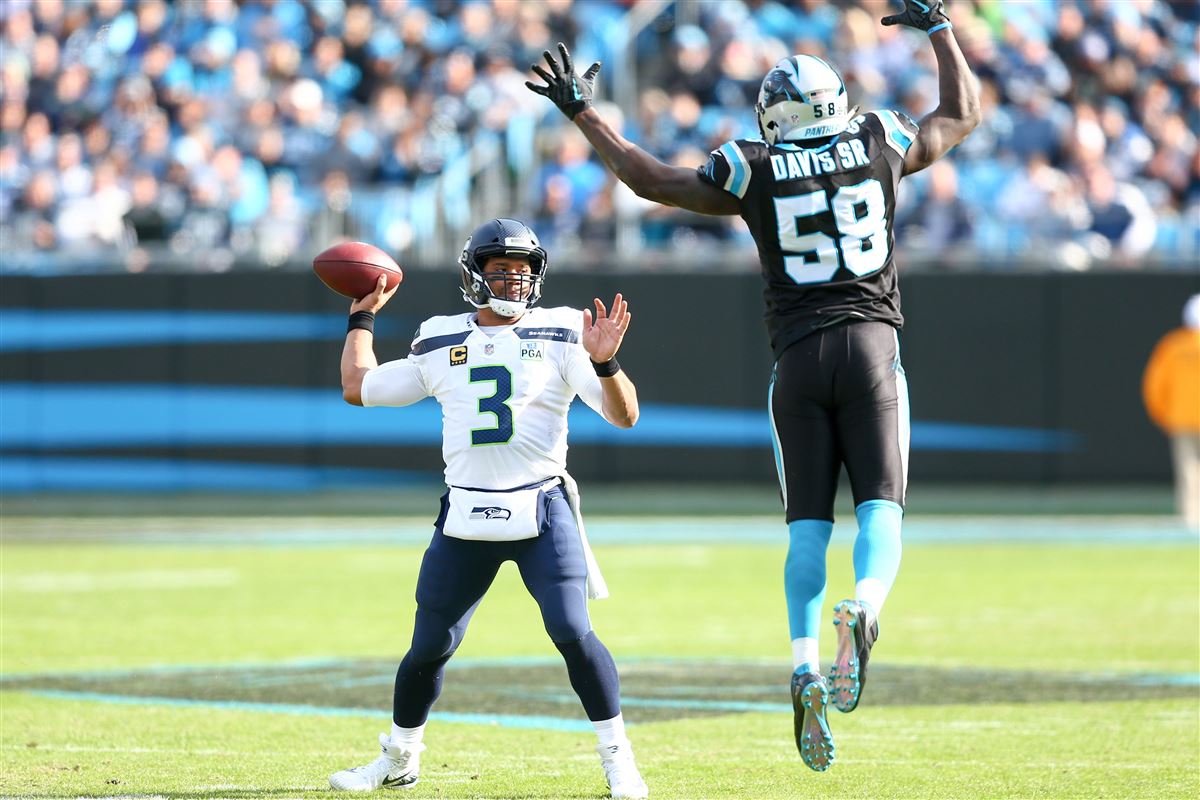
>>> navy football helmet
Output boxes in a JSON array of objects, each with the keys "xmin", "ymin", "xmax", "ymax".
[{"xmin": 459, "ymin": 218, "xmax": 548, "ymax": 318}]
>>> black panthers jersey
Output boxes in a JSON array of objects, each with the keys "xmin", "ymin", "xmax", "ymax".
[{"xmin": 699, "ymin": 110, "xmax": 920, "ymax": 358}]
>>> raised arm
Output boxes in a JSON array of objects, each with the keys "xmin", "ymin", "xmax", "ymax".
[
  {"xmin": 881, "ymin": 1, "xmax": 981, "ymax": 175},
  {"xmin": 572, "ymin": 107, "xmax": 739, "ymax": 214},
  {"xmin": 582, "ymin": 293, "xmax": 639, "ymax": 429},
  {"xmin": 341, "ymin": 275, "xmax": 398, "ymax": 406},
  {"xmin": 527, "ymin": 44, "xmax": 739, "ymax": 216}
]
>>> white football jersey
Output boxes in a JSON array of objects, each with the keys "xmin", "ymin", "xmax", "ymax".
[{"xmin": 361, "ymin": 306, "xmax": 605, "ymax": 490}]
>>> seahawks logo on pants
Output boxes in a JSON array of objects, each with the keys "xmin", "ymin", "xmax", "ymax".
[{"xmin": 469, "ymin": 506, "xmax": 512, "ymax": 521}]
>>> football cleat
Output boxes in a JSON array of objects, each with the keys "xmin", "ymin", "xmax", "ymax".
[
  {"xmin": 329, "ymin": 732, "xmax": 423, "ymax": 791},
  {"xmin": 830, "ymin": 599, "xmax": 880, "ymax": 713},
  {"xmin": 596, "ymin": 741, "xmax": 649, "ymax": 799},
  {"xmin": 791, "ymin": 671, "xmax": 834, "ymax": 772}
]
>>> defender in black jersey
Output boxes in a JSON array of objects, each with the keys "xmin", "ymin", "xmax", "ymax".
[
  {"xmin": 529, "ymin": 0, "xmax": 980, "ymax": 772},
  {"xmin": 701, "ymin": 107, "xmax": 917, "ymax": 359}
]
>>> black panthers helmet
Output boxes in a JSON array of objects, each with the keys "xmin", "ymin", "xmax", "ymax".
[{"xmin": 459, "ymin": 218, "xmax": 548, "ymax": 318}]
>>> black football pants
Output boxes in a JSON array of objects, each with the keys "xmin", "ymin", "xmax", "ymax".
[{"xmin": 769, "ymin": 321, "xmax": 909, "ymax": 522}]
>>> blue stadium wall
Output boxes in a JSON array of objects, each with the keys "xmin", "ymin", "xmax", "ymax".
[{"xmin": 2, "ymin": 269, "xmax": 1196, "ymax": 493}]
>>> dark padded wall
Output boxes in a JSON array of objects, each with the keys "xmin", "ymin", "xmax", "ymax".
[{"xmin": 2, "ymin": 269, "xmax": 1195, "ymax": 491}]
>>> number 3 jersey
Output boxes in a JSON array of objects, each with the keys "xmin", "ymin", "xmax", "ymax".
[
  {"xmin": 699, "ymin": 110, "xmax": 920, "ymax": 358},
  {"xmin": 360, "ymin": 306, "xmax": 605, "ymax": 490}
]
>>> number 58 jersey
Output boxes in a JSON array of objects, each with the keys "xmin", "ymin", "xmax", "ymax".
[
  {"xmin": 699, "ymin": 110, "xmax": 920, "ymax": 359},
  {"xmin": 360, "ymin": 306, "xmax": 606, "ymax": 490}
]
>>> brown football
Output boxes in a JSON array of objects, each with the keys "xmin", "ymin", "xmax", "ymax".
[{"xmin": 313, "ymin": 241, "xmax": 403, "ymax": 299}]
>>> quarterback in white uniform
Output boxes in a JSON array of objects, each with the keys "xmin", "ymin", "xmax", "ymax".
[
  {"xmin": 361, "ymin": 304, "xmax": 615, "ymax": 491},
  {"xmin": 331, "ymin": 218, "xmax": 649, "ymax": 799}
]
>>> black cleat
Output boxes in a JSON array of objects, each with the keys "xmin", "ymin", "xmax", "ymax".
[
  {"xmin": 830, "ymin": 599, "xmax": 880, "ymax": 713},
  {"xmin": 791, "ymin": 671, "xmax": 834, "ymax": 772}
]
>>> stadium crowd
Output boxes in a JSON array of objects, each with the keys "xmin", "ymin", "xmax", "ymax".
[{"xmin": 1, "ymin": 0, "xmax": 1197, "ymax": 271}]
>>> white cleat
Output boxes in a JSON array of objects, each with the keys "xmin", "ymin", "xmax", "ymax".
[
  {"xmin": 597, "ymin": 741, "xmax": 649, "ymax": 799},
  {"xmin": 329, "ymin": 733, "xmax": 423, "ymax": 791}
]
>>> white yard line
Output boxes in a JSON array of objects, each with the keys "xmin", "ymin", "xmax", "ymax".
[
  {"xmin": 2, "ymin": 514, "xmax": 1195, "ymax": 546},
  {"xmin": 3, "ymin": 568, "xmax": 238, "ymax": 592}
]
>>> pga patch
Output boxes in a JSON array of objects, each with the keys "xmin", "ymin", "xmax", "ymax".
[
  {"xmin": 449, "ymin": 345, "xmax": 468, "ymax": 366},
  {"xmin": 520, "ymin": 341, "xmax": 545, "ymax": 361}
]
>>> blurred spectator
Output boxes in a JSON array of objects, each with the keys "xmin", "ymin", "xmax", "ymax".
[
  {"xmin": 668, "ymin": 25, "xmax": 719, "ymax": 105},
  {"xmin": 311, "ymin": 169, "xmax": 360, "ymax": 246},
  {"xmin": 1142, "ymin": 294, "xmax": 1200, "ymax": 532},
  {"xmin": 253, "ymin": 173, "xmax": 307, "ymax": 267},
  {"xmin": 4, "ymin": 170, "xmax": 58, "ymax": 251},
  {"xmin": 172, "ymin": 175, "xmax": 230, "ymax": 260},
  {"xmin": 53, "ymin": 132, "xmax": 91, "ymax": 201},
  {"xmin": 0, "ymin": 144, "xmax": 28, "ymax": 219},
  {"xmin": 992, "ymin": 155, "xmax": 1090, "ymax": 260},
  {"xmin": 534, "ymin": 172, "xmax": 582, "ymax": 250},
  {"xmin": 20, "ymin": 113, "xmax": 55, "ymax": 170},
  {"xmin": 1099, "ymin": 99, "xmax": 1153, "ymax": 181},
  {"xmin": 896, "ymin": 161, "xmax": 975, "ymax": 255},
  {"xmin": 25, "ymin": 34, "xmax": 61, "ymax": 115},
  {"xmin": 322, "ymin": 111, "xmax": 381, "ymax": 182},
  {"xmin": 123, "ymin": 171, "xmax": 171, "ymax": 246},
  {"xmin": 278, "ymin": 78, "xmax": 333, "ymax": 183},
  {"xmin": 341, "ymin": 3, "xmax": 381, "ymax": 105},
  {"xmin": 537, "ymin": 129, "xmax": 606, "ymax": 218},
  {"xmin": 87, "ymin": 159, "xmax": 132, "ymax": 248},
  {"xmin": 1081, "ymin": 163, "xmax": 1157, "ymax": 260},
  {"xmin": 579, "ymin": 181, "xmax": 618, "ymax": 246}
]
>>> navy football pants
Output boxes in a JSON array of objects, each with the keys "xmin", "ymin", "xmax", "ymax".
[{"xmin": 392, "ymin": 485, "xmax": 620, "ymax": 726}]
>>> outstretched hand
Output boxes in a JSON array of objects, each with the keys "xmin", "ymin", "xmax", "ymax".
[
  {"xmin": 582, "ymin": 293, "xmax": 630, "ymax": 364},
  {"xmin": 881, "ymin": 0, "xmax": 952, "ymax": 33},
  {"xmin": 350, "ymin": 274, "xmax": 399, "ymax": 314},
  {"xmin": 525, "ymin": 42, "xmax": 601, "ymax": 120}
]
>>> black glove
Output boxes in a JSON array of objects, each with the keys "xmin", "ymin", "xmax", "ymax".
[
  {"xmin": 881, "ymin": 0, "xmax": 952, "ymax": 34},
  {"xmin": 525, "ymin": 42, "xmax": 601, "ymax": 120}
]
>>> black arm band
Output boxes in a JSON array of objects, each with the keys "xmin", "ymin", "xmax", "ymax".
[
  {"xmin": 591, "ymin": 358, "xmax": 621, "ymax": 378},
  {"xmin": 347, "ymin": 311, "xmax": 376, "ymax": 334}
]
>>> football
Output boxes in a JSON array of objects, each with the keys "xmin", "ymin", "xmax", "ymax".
[{"xmin": 312, "ymin": 241, "xmax": 404, "ymax": 299}]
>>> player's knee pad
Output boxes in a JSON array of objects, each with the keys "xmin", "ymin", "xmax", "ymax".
[
  {"xmin": 544, "ymin": 613, "xmax": 591, "ymax": 644},
  {"xmin": 552, "ymin": 629, "xmax": 594, "ymax": 655},
  {"xmin": 408, "ymin": 610, "xmax": 465, "ymax": 665},
  {"xmin": 538, "ymin": 588, "xmax": 592, "ymax": 643},
  {"xmin": 553, "ymin": 630, "xmax": 614, "ymax": 677},
  {"xmin": 553, "ymin": 630, "xmax": 621, "ymax": 721}
]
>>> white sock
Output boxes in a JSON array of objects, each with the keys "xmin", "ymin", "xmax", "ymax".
[
  {"xmin": 855, "ymin": 578, "xmax": 886, "ymax": 620},
  {"xmin": 592, "ymin": 714, "xmax": 627, "ymax": 748},
  {"xmin": 390, "ymin": 723, "xmax": 425, "ymax": 748},
  {"xmin": 791, "ymin": 637, "xmax": 820, "ymax": 673}
]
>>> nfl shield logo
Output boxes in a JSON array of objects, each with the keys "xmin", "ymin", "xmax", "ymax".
[{"xmin": 484, "ymin": 343, "xmax": 495, "ymax": 355}]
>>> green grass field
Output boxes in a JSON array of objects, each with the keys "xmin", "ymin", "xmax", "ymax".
[{"xmin": 2, "ymin": 512, "xmax": 1197, "ymax": 799}]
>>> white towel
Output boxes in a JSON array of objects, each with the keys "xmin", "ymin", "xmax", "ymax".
[{"xmin": 559, "ymin": 473, "xmax": 609, "ymax": 600}]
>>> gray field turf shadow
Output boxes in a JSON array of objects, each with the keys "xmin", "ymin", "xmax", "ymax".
[{"xmin": 4, "ymin": 659, "xmax": 1196, "ymax": 725}]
